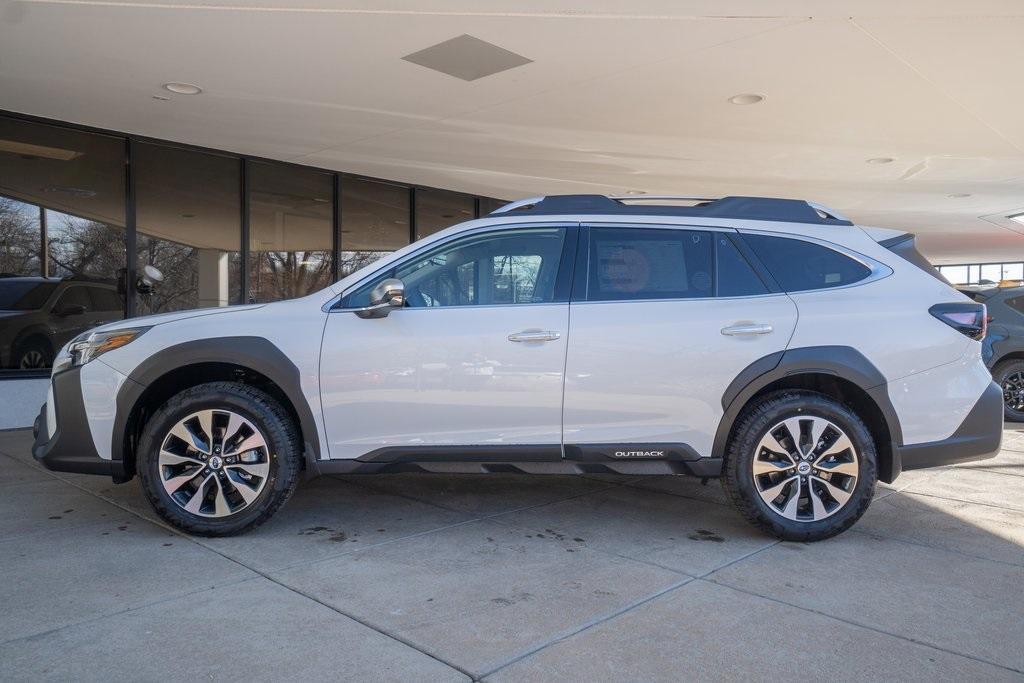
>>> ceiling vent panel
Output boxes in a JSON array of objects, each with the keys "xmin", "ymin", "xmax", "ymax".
[{"xmin": 402, "ymin": 34, "xmax": 532, "ymax": 81}]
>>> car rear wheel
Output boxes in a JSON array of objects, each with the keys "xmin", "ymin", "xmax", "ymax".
[
  {"xmin": 722, "ymin": 390, "xmax": 877, "ymax": 542},
  {"xmin": 993, "ymin": 359, "xmax": 1024, "ymax": 422},
  {"xmin": 137, "ymin": 381, "xmax": 302, "ymax": 536}
]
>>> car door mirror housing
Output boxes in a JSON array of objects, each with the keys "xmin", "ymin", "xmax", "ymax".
[{"xmin": 354, "ymin": 278, "xmax": 405, "ymax": 319}]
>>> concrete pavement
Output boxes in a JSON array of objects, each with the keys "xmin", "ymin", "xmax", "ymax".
[{"xmin": 1, "ymin": 426, "xmax": 1022, "ymax": 681}]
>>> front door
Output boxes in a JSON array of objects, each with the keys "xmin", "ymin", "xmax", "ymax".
[
  {"xmin": 562, "ymin": 225, "xmax": 798, "ymax": 458},
  {"xmin": 320, "ymin": 225, "xmax": 576, "ymax": 460}
]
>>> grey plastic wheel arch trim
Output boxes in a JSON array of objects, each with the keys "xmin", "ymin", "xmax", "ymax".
[
  {"xmin": 112, "ymin": 336, "xmax": 321, "ymax": 470},
  {"xmin": 713, "ymin": 345, "xmax": 904, "ymax": 482},
  {"xmin": 989, "ymin": 337, "xmax": 1024, "ymax": 370}
]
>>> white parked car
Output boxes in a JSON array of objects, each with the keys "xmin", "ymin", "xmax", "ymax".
[{"xmin": 32, "ymin": 195, "xmax": 1002, "ymax": 541}]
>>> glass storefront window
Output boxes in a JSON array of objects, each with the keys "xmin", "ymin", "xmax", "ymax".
[
  {"xmin": 135, "ymin": 143, "xmax": 241, "ymax": 315},
  {"xmin": 0, "ymin": 112, "xmax": 500, "ymax": 372},
  {"xmin": 478, "ymin": 197, "xmax": 508, "ymax": 216},
  {"xmin": 248, "ymin": 161, "xmax": 333, "ymax": 302},
  {"xmin": 938, "ymin": 265, "xmax": 968, "ymax": 285},
  {"xmin": 0, "ymin": 117, "xmax": 126, "ymax": 371},
  {"xmin": 939, "ymin": 262, "xmax": 1024, "ymax": 286},
  {"xmin": 980, "ymin": 264, "xmax": 1003, "ymax": 284},
  {"xmin": 0, "ymin": 198, "xmax": 42, "ymax": 276},
  {"xmin": 340, "ymin": 178, "xmax": 410, "ymax": 278},
  {"xmin": 415, "ymin": 188, "xmax": 474, "ymax": 240}
]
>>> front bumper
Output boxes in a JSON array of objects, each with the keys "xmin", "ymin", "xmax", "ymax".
[
  {"xmin": 895, "ymin": 380, "xmax": 1003, "ymax": 473},
  {"xmin": 32, "ymin": 366, "xmax": 128, "ymax": 481}
]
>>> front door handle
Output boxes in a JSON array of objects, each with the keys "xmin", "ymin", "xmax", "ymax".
[
  {"xmin": 721, "ymin": 323, "xmax": 773, "ymax": 336},
  {"xmin": 508, "ymin": 330, "xmax": 561, "ymax": 343}
]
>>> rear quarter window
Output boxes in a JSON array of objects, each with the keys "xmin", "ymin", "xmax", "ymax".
[{"xmin": 741, "ymin": 234, "xmax": 871, "ymax": 292}]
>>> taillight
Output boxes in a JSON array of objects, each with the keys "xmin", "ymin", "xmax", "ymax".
[{"xmin": 929, "ymin": 303, "xmax": 987, "ymax": 341}]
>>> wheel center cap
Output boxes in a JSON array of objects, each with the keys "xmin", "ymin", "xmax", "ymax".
[
  {"xmin": 208, "ymin": 455, "xmax": 223, "ymax": 470},
  {"xmin": 797, "ymin": 462, "xmax": 811, "ymax": 475}
]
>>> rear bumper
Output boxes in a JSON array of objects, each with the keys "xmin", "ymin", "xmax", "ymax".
[
  {"xmin": 895, "ymin": 380, "xmax": 1003, "ymax": 473},
  {"xmin": 32, "ymin": 366, "xmax": 128, "ymax": 481}
]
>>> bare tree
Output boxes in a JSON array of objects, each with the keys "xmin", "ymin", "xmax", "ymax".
[{"xmin": 0, "ymin": 196, "xmax": 41, "ymax": 276}]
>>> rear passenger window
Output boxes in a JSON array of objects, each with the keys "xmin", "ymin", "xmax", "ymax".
[
  {"xmin": 715, "ymin": 235, "xmax": 768, "ymax": 297},
  {"xmin": 742, "ymin": 234, "xmax": 871, "ymax": 292},
  {"xmin": 587, "ymin": 228, "xmax": 712, "ymax": 301},
  {"xmin": 1006, "ymin": 296, "xmax": 1024, "ymax": 315}
]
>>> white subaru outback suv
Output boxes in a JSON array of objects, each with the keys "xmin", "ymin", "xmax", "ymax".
[{"xmin": 32, "ymin": 195, "xmax": 1002, "ymax": 541}]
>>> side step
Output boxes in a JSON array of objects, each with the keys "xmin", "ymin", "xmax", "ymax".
[{"xmin": 312, "ymin": 443, "xmax": 722, "ymax": 477}]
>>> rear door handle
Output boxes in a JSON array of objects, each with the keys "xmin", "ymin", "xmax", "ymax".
[
  {"xmin": 508, "ymin": 330, "xmax": 561, "ymax": 343},
  {"xmin": 721, "ymin": 323, "xmax": 773, "ymax": 336}
]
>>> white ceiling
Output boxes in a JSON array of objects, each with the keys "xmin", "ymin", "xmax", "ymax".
[{"xmin": 1, "ymin": 0, "xmax": 1023, "ymax": 263}]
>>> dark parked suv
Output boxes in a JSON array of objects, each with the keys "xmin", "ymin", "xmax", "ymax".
[
  {"xmin": 960, "ymin": 285, "xmax": 1024, "ymax": 421},
  {"xmin": 0, "ymin": 276, "xmax": 123, "ymax": 370}
]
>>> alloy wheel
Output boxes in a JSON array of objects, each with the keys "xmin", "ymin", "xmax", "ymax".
[
  {"xmin": 158, "ymin": 409, "xmax": 271, "ymax": 518},
  {"xmin": 1003, "ymin": 371, "xmax": 1024, "ymax": 413},
  {"xmin": 19, "ymin": 350, "xmax": 45, "ymax": 369},
  {"xmin": 752, "ymin": 415, "xmax": 859, "ymax": 522}
]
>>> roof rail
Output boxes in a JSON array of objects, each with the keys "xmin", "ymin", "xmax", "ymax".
[
  {"xmin": 805, "ymin": 201, "xmax": 849, "ymax": 222},
  {"xmin": 607, "ymin": 195, "xmax": 718, "ymax": 203},
  {"xmin": 489, "ymin": 194, "xmax": 853, "ymax": 226},
  {"xmin": 490, "ymin": 196, "xmax": 546, "ymax": 214}
]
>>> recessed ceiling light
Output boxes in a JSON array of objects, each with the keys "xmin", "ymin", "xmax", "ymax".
[
  {"xmin": 947, "ymin": 193, "xmax": 971, "ymax": 198},
  {"xmin": 866, "ymin": 157, "xmax": 895, "ymax": 164},
  {"xmin": 728, "ymin": 93, "xmax": 764, "ymax": 105},
  {"xmin": 626, "ymin": 190, "xmax": 647, "ymax": 195},
  {"xmin": 163, "ymin": 82, "xmax": 202, "ymax": 95}
]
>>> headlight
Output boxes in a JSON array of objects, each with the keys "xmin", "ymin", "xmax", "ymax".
[{"xmin": 58, "ymin": 327, "xmax": 150, "ymax": 371}]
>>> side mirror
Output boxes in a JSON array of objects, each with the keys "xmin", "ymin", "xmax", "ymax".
[
  {"xmin": 136, "ymin": 264, "xmax": 164, "ymax": 295},
  {"xmin": 55, "ymin": 303, "xmax": 87, "ymax": 317},
  {"xmin": 354, "ymin": 278, "xmax": 405, "ymax": 319}
]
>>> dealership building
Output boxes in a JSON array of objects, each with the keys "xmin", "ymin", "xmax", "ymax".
[{"xmin": 1, "ymin": 1, "xmax": 1023, "ymax": 424}]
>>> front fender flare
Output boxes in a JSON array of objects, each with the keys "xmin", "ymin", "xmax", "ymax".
[{"xmin": 112, "ymin": 336, "xmax": 321, "ymax": 466}]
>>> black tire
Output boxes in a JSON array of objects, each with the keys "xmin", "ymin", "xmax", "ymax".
[
  {"xmin": 992, "ymin": 359, "xmax": 1024, "ymax": 423},
  {"xmin": 722, "ymin": 390, "xmax": 877, "ymax": 542},
  {"xmin": 137, "ymin": 381, "xmax": 302, "ymax": 536},
  {"xmin": 13, "ymin": 336, "xmax": 54, "ymax": 370}
]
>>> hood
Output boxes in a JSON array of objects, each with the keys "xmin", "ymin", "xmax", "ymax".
[
  {"xmin": 0, "ymin": 310, "xmax": 31, "ymax": 319},
  {"xmin": 91, "ymin": 304, "xmax": 266, "ymax": 334}
]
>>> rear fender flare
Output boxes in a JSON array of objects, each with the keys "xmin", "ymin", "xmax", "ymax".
[{"xmin": 712, "ymin": 346, "xmax": 903, "ymax": 478}]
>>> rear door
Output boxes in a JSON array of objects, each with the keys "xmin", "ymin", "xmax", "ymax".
[{"xmin": 562, "ymin": 225, "xmax": 797, "ymax": 459}]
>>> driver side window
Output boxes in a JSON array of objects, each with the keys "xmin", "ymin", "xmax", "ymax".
[{"xmin": 343, "ymin": 228, "xmax": 567, "ymax": 309}]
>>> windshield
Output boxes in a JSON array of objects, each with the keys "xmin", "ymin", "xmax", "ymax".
[{"xmin": 0, "ymin": 281, "xmax": 58, "ymax": 310}]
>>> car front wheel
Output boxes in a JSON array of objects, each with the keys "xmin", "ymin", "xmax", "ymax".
[
  {"xmin": 137, "ymin": 381, "xmax": 302, "ymax": 536},
  {"xmin": 722, "ymin": 390, "xmax": 877, "ymax": 542}
]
